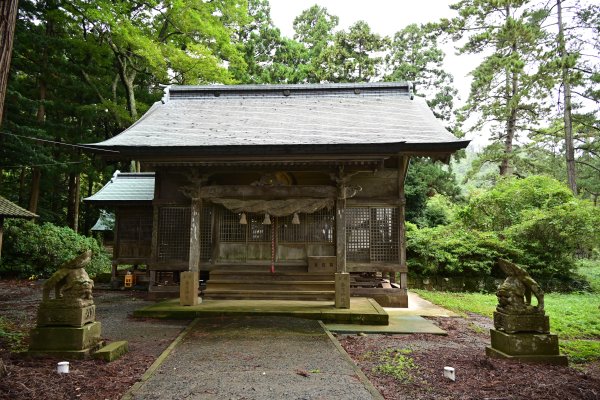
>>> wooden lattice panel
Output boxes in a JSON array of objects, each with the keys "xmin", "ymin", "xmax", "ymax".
[
  {"xmin": 346, "ymin": 207, "xmax": 398, "ymax": 262},
  {"xmin": 158, "ymin": 206, "xmax": 191, "ymax": 261}
]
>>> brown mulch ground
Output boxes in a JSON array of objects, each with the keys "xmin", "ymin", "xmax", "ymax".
[
  {"xmin": 0, "ymin": 280, "xmax": 187, "ymax": 400},
  {"xmin": 339, "ymin": 314, "xmax": 600, "ymax": 400}
]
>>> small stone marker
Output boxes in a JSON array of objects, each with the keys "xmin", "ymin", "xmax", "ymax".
[
  {"xmin": 335, "ymin": 272, "xmax": 350, "ymax": 309},
  {"xmin": 485, "ymin": 259, "xmax": 568, "ymax": 365},
  {"xmin": 94, "ymin": 341, "xmax": 129, "ymax": 362},
  {"xmin": 180, "ymin": 271, "xmax": 200, "ymax": 306}
]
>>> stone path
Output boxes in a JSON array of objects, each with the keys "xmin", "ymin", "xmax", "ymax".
[{"xmin": 127, "ymin": 316, "xmax": 382, "ymax": 400}]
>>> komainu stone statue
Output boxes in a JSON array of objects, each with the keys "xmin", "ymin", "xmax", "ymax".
[
  {"xmin": 28, "ymin": 251, "xmax": 102, "ymax": 358},
  {"xmin": 496, "ymin": 259, "xmax": 544, "ymax": 315},
  {"xmin": 486, "ymin": 259, "xmax": 567, "ymax": 365}
]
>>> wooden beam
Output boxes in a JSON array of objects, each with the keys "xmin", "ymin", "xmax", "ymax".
[
  {"xmin": 199, "ymin": 185, "xmax": 336, "ymax": 199},
  {"xmin": 347, "ymin": 262, "xmax": 408, "ymax": 273},
  {"xmin": 336, "ymin": 198, "xmax": 346, "ymax": 273}
]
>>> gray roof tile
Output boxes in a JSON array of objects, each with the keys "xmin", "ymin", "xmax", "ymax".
[
  {"xmin": 84, "ymin": 172, "xmax": 155, "ymax": 203},
  {"xmin": 90, "ymin": 83, "xmax": 468, "ymax": 150},
  {"xmin": 0, "ymin": 196, "xmax": 38, "ymax": 218}
]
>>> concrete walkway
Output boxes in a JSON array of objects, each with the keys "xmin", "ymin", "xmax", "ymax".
[{"xmin": 125, "ymin": 316, "xmax": 383, "ymax": 400}]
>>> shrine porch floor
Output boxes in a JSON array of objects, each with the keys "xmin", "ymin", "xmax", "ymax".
[{"xmin": 133, "ymin": 297, "xmax": 388, "ymax": 325}]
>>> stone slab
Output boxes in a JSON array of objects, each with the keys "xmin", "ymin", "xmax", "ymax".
[
  {"xmin": 486, "ymin": 346, "xmax": 568, "ymax": 366},
  {"xmin": 94, "ymin": 340, "xmax": 129, "ymax": 362},
  {"xmin": 494, "ymin": 311, "xmax": 549, "ymax": 333},
  {"xmin": 37, "ymin": 304, "xmax": 96, "ymax": 327},
  {"xmin": 490, "ymin": 329, "xmax": 560, "ymax": 356},
  {"xmin": 326, "ymin": 315, "xmax": 446, "ymax": 335},
  {"xmin": 29, "ymin": 321, "xmax": 102, "ymax": 351},
  {"xmin": 352, "ymin": 288, "xmax": 408, "ymax": 308}
]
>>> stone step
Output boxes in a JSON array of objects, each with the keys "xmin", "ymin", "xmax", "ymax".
[
  {"xmin": 206, "ymin": 280, "xmax": 334, "ymax": 291},
  {"xmin": 203, "ymin": 289, "xmax": 335, "ymax": 301},
  {"xmin": 209, "ymin": 270, "xmax": 334, "ymax": 281}
]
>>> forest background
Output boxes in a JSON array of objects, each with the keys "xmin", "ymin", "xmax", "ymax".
[{"xmin": 0, "ymin": 0, "xmax": 598, "ymax": 284}]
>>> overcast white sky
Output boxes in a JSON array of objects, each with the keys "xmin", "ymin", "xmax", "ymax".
[{"xmin": 268, "ymin": 0, "xmax": 481, "ymax": 105}]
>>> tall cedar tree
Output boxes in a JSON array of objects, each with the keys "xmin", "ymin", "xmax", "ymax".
[{"xmin": 448, "ymin": 0, "xmax": 552, "ymax": 176}]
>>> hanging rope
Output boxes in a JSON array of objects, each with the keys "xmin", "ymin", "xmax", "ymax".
[{"xmin": 270, "ymin": 218, "xmax": 276, "ymax": 274}]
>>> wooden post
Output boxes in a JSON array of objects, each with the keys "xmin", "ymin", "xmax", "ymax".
[
  {"xmin": 397, "ymin": 155, "xmax": 410, "ymax": 307},
  {"xmin": 335, "ymin": 176, "xmax": 350, "ymax": 309},
  {"xmin": 180, "ymin": 197, "xmax": 201, "ymax": 306},
  {"xmin": 0, "ymin": 216, "xmax": 4, "ymax": 259}
]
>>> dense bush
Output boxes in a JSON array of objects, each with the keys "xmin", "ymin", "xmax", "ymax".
[
  {"xmin": 406, "ymin": 224, "xmax": 521, "ymax": 277},
  {"xmin": 414, "ymin": 194, "xmax": 457, "ymax": 228},
  {"xmin": 410, "ymin": 176, "xmax": 600, "ymax": 280},
  {"xmin": 0, "ymin": 220, "xmax": 111, "ymax": 279},
  {"xmin": 459, "ymin": 176, "xmax": 574, "ymax": 231}
]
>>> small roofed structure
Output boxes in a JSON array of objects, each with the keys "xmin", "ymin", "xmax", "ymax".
[
  {"xmin": 0, "ymin": 195, "xmax": 38, "ymax": 258},
  {"xmin": 85, "ymin": 82, "xmax": 469, "ymax": 307},
  {"xmin": 86, "ymin": 171, "xmax": 154, "ymax": 287}
]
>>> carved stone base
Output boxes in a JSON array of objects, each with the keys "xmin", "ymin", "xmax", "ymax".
[
  {"xmin": 29, "ymin": 321, "xmax": 102, "ymax": 356},
  {"xmin": 494, "ymin": 311, "xmax": 549, "ymax": 333},
  {"xmin": 37, "ymin": 304, "xmax": 96, "ymax": 327},
  {"xmin": 486, "ymin": 329, "xmax": 567, "ymax": 365}
]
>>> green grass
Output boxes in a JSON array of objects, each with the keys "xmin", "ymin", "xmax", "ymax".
[
  {"xmin": 414, "ymin": 260, "xmax": 600, "ymax": 364},
  {"xmin": 373, "ymin": 348, "xmax": 417, "ymax": 382}
]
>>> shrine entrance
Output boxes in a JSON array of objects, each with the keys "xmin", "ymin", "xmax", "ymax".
[{"xmin": 214, "ymin": 207, "xmax": 335, "ymax": 265}]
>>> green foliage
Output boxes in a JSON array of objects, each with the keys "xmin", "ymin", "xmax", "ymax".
[
  {"xmin": 0, "ymin": 220, "xmax": 111, "ymax": 279},
  {"xmin": 385, "ymin": 23, "xmax": 457, "ymax": 122},
  {"xmin": 560, "ymin": 340, "xmax": 600, "ymax": 364},
  {"xmin": 459, "ymin": 176, "xmax": 574, "ymax": 231},
  {"xmin": 407, "ymin": 224, "xmax": 519, "ymax": 277},
  {"xmin": 373, "ymin": 348, "xmax": 417, "ymax": 383},
  {"xmin": 405, "ymin": 158, "xmax": 463, "ymax": 224},
  {"xmin": 415, "ymin": 194, "xmax": 457, "ymax": 228},
  {"xmin": 0, "ymin": 316, "xmax": 26, "ymax": 352}
]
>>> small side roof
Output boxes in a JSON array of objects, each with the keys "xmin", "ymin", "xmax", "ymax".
[
  {"xmin": 0, "ymin": 195, "xmax": 38, "ymax": 219},
  {"xmin": 84, "ymin": 171, "xmax": 155, "ymax": 204}
]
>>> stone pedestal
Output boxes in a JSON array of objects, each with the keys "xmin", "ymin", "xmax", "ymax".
[
  {"xmin": 28, "ymin": 321, "xmax": 102, "ymax": 359},
  {"xmin": 486, "ymin": 329, "xmax": 568, "ymax": 365},
  {"xmin": 180, "ymin": 271, "xmax": 200, "ymax": 306},
  {"xmin": 494, "ymin": 311, "xmax": 549, "ymax": 334},
  {"xmin": 37, "ymin": 304, "xmax": 96, "ymax": 327},
  {"xmin": 335, "ymin": 272, "xmax": 350, "ymax": 309}
]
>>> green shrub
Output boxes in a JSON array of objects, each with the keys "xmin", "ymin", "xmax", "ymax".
[
  {"xmin": 506, "ymin": 200, "xmax": 600, "ymax": 277},
  {"xmin": 415, "ymin": 194, "xmax": 457, "ymax": 228},
  {"xmin": 407, "ymin": 224, "xmax": 520, "ymax": 276},
  {"xmin": 459, "ymin": 176, "xmax": 574, "ymax": 231},
  {"xmin": 0, "ymin": 220, "xmax": 111, "ymax": 279}
]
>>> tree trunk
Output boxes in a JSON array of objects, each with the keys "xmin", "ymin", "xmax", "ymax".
[
  {"xmin": 500, "ymin": 68, "xmax": 518, "ymax": 176},
  {"xmin": 557, "ymin": 0, "xmax": 577, "ymax": 194},
  {"xmin": 18, "ymin": 166, "xmax": 25, "ymax": 204},
  {"xmin": 0, "ymin": 0, "xmax": 18, "ymax": 126},
  {"xmin": 67, "ymin": 171, "xmax": 80, "ymax": 232},
  {"xmin": 29, "ymin": 167, "xmax": 41, "ymax": 214}
]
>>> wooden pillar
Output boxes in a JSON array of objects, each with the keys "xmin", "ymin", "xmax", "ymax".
[
  {"xmin": 180, "ymin": 197, "xmax": 201, "ymax": 306},
  {"xmin": 0, "ymin": 216, "xmax": 4, "ymax": 259},
  {"xmin": 335, "ymin": 178, "xmax": 350, "ymax": 309},
  {"xmin": 397, "ymin": 155, "xmax": 410, "ymax": 307}
]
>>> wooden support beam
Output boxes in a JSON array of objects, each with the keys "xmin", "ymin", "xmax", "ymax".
[
  {"xmin": 0, "ymin": 217, "xmax": 4, "ymax": 259},
  {"xmin": 188, "ymin": 198, "xmax": 202, "ymax": 272},
  {"xmin": 398, "ymin": 155, "xmax": 410, "ymax": 291},
  {"xmin": 199, "ymin": 185, "xmax": 336, "ymax": 200},
  {"xmin": 335, "ymin": 198, "xmax": 346, "ymax": 273}
]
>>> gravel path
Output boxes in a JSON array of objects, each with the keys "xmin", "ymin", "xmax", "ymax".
[{"xmin": 130, "ymin": 316, "xmax": 379, "ymax": 400}]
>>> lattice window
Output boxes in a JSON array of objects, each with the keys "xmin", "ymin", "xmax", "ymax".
[
  {"xmin": 279, "ymin": 209, "xmax": 334, "ymax": 243},
  {"xmin": 118, "ymin": 210, "xmax": 152, "ymax": 242},
  {"xmin": 346, "ymin": 207, "xmax": 398, "ymax": 262},
  {"xmin": 217, "ymin": 208, "xmax": 246, "ymax": 242},
  {"xmin": 200, "ymin": 206, "xmax": 213, "ymax": 261},
  {"xmin": 248, "ymin": 213, "xmax": 271, "ymax": 242},
  {"xmin": 158, "ymin": 206, "xmax": 191, "ymax": 261}
]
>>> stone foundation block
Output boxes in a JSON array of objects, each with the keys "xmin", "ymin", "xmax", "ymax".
[
  {"xmin": 29, "ymin": 321, "xmax": 102, "ymax": 352},
  {"xmin": 94, "ymin": 340, "xmax": 129, "ymax": 362},
  {"xmin": 486, "ymin": 346, "xmax": 568, "ymax": 366},
  {"xmin": 37, "ymin": 304, "xmax": 96, "ymax": 327},
  {"xmin": 490, "ymin": 329, "xmax": 560, "ymax": 356},
  {"xmin": 351, "ymin": 288, "xmax": 408, "ymax": 308},
  {"xmin": 494, "ymin": 311, "xmax": 550, "ymax": 333},
  {"xmin": 180, "ymin": 271, "xmax": 200, "ymax": 306},
  {"xmin": 335, "ymin": 272, "xmax": 350, "ymax": 309}
]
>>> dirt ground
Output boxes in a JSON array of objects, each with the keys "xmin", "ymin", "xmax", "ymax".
[
  {"xmin": 0, "ymin": 280, "xmax": 187, "ymax": 400},
  {"xmin": 1, "ymin": 280, "xmax": 600, "ymax": 400},
  {"xmin": 339, "ymin": 314, "xmax": 600, "ymax": 400}
]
